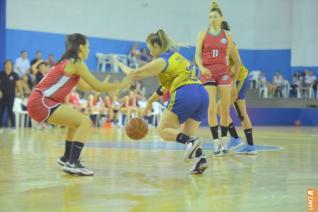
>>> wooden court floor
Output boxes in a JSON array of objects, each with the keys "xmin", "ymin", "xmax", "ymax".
[{"xmin": 0, "ymin": 126, "xmax": 317, "ymax": 212}]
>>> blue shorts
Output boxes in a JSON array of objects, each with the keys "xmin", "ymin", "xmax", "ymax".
[
  {"xmin": 236, "ymin": 78, "xmax": 250, "ymax": 100},
  {"xmin": 167, "ymin": 84, "xmax": 209, "ymax": 124}
]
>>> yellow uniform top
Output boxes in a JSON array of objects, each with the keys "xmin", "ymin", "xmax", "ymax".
[
  {"xmin": 228, "ymin": 55, "xmax": 248, "ymax": 81},
  {"xmin": 158, "ymin": 51, "xmax": 201, "ymax": 93}
]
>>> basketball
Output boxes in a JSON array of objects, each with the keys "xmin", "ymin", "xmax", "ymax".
[{"xmin": 125, "ymin": 118, "xmax": 149, "ymax": 140}]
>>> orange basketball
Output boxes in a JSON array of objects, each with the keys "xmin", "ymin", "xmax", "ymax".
[{"xmin": 125, "ymin": 118, "xmax": 149, "ymax": 140}]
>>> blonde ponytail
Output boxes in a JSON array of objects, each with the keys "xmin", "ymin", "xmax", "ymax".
[{"xmin": 147, "ymin": 29, "xmax": 188, "ymax": 52}]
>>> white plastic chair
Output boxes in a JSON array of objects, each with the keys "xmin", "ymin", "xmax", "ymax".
[{"xmin": 13, "ymin": 97, "xmax": 30, "ymax": 128}]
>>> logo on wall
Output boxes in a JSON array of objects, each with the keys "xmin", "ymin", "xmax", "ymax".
[{"xmin": 221, "ymin": 38, "xmax": 227, "ymax": 44}]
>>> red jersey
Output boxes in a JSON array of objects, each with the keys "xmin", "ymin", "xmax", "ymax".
[
  {"xmin": 202, "ymin": 30, "xmax": 228, "ymax": 67},
  {"xmin": 69, "ymin": 93, "xmax": 80, "ymax": 106},
  {"xmin": 35, "ymin": 60, "xmax": 80, "ymax": 103}
]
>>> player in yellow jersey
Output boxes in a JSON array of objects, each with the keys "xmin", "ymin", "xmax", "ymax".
[
  {"xmin": 218, "ymin": 21, "xmax": 256, "ymax": 154},
  {"xmin": 115, "ymin": 29, "xmax": 209, "ymax": 174}
]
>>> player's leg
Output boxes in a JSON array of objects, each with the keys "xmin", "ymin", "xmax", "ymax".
[
  {"xmin": 57, "ymin": 127, "xmax": 76, "ymax": 166},
  {"xmin": 234, "ymin": 99, "xmax": 256, "ymax": 155},
  {"xmin": 47, "ymin": 104, "xmax": 94, "ymax": 176}
]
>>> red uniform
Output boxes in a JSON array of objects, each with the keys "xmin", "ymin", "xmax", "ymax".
[
  {"xmin": 200, "ymin": 30, "xmax": 232, "ymax": 86},
  {"xmin": 27, "ymin": 60, "xmax": 80, "ymax": 123}
]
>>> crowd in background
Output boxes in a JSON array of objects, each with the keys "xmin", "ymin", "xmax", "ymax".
[{"xmin": 0, "ymin": 44, "xmax": 317, "ymax": 130}]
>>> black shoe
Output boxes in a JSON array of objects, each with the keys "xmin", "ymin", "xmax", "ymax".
[
  {"xmin": 189, "ymin": 156, "xmax": 208, "ymax": 174},
  {"xmin": 63, "ymin": 160, "xmax": 94, "ymax": 176},
  {"xmin": 184, "ymin": 137, "xmax": 202, "ymax": 162},
  {"xmin": 57, "ymin": 156, "xmax": 67, "ymax": 166}
]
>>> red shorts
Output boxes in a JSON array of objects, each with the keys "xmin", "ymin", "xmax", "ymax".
[
  {"xmin": 200, "ymin": 64, "xmax": 232, "ymax": 86},
  {"xmin": 27, "ymin": 90, "xmax": 61, "ymax": 123}
]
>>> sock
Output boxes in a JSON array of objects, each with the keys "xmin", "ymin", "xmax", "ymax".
[
  {"xmin": 195, "ymin": 148, "xmax": 203, "ymax": 158},
  {"xmin": 69, "ymin": 141, "xmax": 84, "ymax": 164},
  {"xmin": 228, "ymin": 123, "xmax": 239, "ymax": 139},
  {"xmin": 244, "ymin": 128, "xmax": 254, "ymax": 145},
  {"xmin": 64, "ymin": 140, "xmax": 72, "ymax": 158},
  {"xmin": 210, "ymin": 126, "xmax": 219, "ymax": 139},
  {"xmin": 220, "ymin": 125, "xmax": 228, "ymax": 137},
  {"xmin": 176, "ymin": 133, "xmax": 191, "ymax": 144}
]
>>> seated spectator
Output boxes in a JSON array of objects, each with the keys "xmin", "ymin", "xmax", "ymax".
[
  {"xmin": 14, "ymin": 50, "xmax": 30, "ymax": 77},
  {"xmin": 120, "ymin": 90, "xmax": 141, "ymax": 119},
  {"xmin": 290, "ymin": 72, "xmax": 301, "ymax": 98},
  {"xmin": 26, "ymin": 60, "xmax": 47, "ymax": 90},
  {"xmin": 304, "ymin": 70, "xmax": 317, "ymax": 98},
  {"xmin": 135, "ymin": 80, "xmax": 146, "ymax": 97},
  {"xmin": 127, "ymin": 43, "xmax": 141, "ymax": 68},
  {"xmin": 138, "ymin": 48, "xmax": 151, "ymax": 66},
  {"xmin": 259, "ymin": 72, "xmax": 275, "ymax": 98},
  {"xmin": 47, "ymin": 54, "xmax": 56, "ymax": 68},
  {"xmin": 104, "ymin": 91, "xmax": 122, "ymax": 126},
  {"xmin": 272, "ymin": 72, "xmax": 284, "ymax": 98},
  {"xmin": 30, "ymin": 50, "xmax": 43, "ymax": 66}
]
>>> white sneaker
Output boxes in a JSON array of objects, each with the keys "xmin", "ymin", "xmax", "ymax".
[
  {"xmin": 184, "ymin": 137, "xmax": 202, "ymax": 162},
  {"xmin": 63, "ymin": 161, "xmax": 94, "ymax": 176},
  {"xmin": 213, "ymin": 138, "xmax": 225, "ymax": 157}
]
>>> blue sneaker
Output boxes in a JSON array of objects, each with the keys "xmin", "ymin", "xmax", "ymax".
[
  {"xmin": 236, "ymin": 144, "xmax": 257, "ymax": 155},
  {"xmin": 227, "ymin": 137, "xmax": 244, "ymax": 150}
]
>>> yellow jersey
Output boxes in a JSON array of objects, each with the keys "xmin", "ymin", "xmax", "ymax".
[
  {"xmin": 158, "ymin": 51, "xmax": 201, "ymax": 93},
  {"xmin": 228, "ymin": 55, "xmax": 248, "ymax": 81}
]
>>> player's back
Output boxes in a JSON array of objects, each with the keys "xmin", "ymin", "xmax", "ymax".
[{"xmin": 36, "ymin": 60, "xmax": 80, "ymax": 102}]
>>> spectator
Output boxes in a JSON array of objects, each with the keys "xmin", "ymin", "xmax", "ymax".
[
  {"xmin": 272, "ymin": 72, "xmax": 284, "ymax": 98},
  {"xmin": 304, "ymin": 70, "xmax": 317, "ymax": 98},
  {"xmin": 290, "ymin": 72, "xmax": 301, "ymax": 98},
  {"xmin": 127, "ymin": 43, "xmax": 141, "ymax": 68},
  {"xmin": 139, "ymin": 47, "xmax": 151, "ymax": 66},
  {"xmin": 14, "ymin": 50, "xmax": 30, "ymax": 77},
  {"xmin": 135, "ymin": 80, "xmax": 146, "ymax": 97},
  {"xmin": 259, "ymin": 72, "xmax": 275, "ymax": 98},
  {"xmin": 0, "ymin": 60, "xmax": 20, "ymax": 130},
  {"xmin": 30, "ymin": 50, "xmax": 43, "ymax": 66},
  {"xmin": 47, "ymin": 54, "xmax": 56, "ymax": 68}
]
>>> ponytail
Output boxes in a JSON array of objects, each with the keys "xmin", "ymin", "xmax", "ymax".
[{"xmin": 147, "ymin": 29, "xmax": 187, "ymax": 52}]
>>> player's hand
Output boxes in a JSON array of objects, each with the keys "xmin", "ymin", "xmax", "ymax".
[
  {"xmin": 200, "ymin": 66, "xmax": 212, "ymax": 77},
  {"xmin": 113, "ymin": 57, "xmax": 132, "ymax": 75}
]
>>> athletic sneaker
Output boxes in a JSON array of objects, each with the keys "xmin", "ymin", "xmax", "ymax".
[
  {"xmin": 213, "ymin": 138, "xmax": 226, "ymax": 157},
  {"xmin": 184, "ymin": 137, "xmax": 202, "ymax": 162},
  {"xmin": 236, "ymin": 144, "xmax": 257, "ymax": 155},
  {"xmin": 63, "ymin": 161, "xmax": 94, "ymax": 176},
  {"xmin": 57, "ymin": 156, "xmax": 68, "ymax": 166},
  {"xmin": 189, "ymin": 156, "xmax": 208, "ymax": 174},
  {"xmin": 227, "ymin": 137, "xmax": 244, "ymax": 150}
]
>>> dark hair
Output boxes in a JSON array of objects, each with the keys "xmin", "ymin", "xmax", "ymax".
[
  {"xmin": 209, "ymin": 7, "xmax": 223, "ymax": 16},
  {"xmin": 221, "ymin": 21, "xmax": 230, "ymax": 31},
  {"xmin": 3, "ymin": 59, "xmax": 13, "ymax": 66},
  {"xmin": 59, "ymin": 33, "xmax": 87, "ymax": 63}
]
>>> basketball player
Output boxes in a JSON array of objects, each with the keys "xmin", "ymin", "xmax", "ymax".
[
  {"xmin": 27, "ymin": 33, "xmax": 132, "ymax": 176},
  {"xmin": 115, "ymin": 29, "xmax": 209, "ymax": 174},
  {"xmin": 217, "ymin": 21, "xmax": 256, "ymax": 154},
  {"xmin": 195, "ymin": 7, "xmax": 241, "ymax": 156}
]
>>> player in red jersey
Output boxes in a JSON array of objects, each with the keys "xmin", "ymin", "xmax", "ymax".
[
  {"xmin": 195, "ymin": 7, "xmax": 242, "ymax": 156},
  {"xmin": 27, "ymin": 33, "xmax": 132, "ymax": 176}
]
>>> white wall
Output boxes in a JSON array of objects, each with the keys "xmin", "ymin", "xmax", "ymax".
[
  {"xmin": 291, "ymin": 0, "xmax": 318, "ymax": 66},
  {"xmin": 6, "ymin": 0, "xmax": 318, "ymax": 66}
]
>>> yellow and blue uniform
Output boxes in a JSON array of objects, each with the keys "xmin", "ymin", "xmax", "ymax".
[
  {"xmin": 159, "ymin": 51, "xmax": 209, "ymax": 123},
  {"xmin": 228, "ymin": 56, "xmax": 249, "ymax": 100}
]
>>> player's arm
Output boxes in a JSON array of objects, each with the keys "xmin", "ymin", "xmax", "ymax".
[
  {"xmin": 145, "ymin": 86, "xmax": 167, "ymax": 112},
  {"xmin": 114, "ymin": 59, "xmax": 166, "ymax": 80},
  {"xmin": 70, "ymin": 61, "xmax": 131, "ymax": 92}
]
